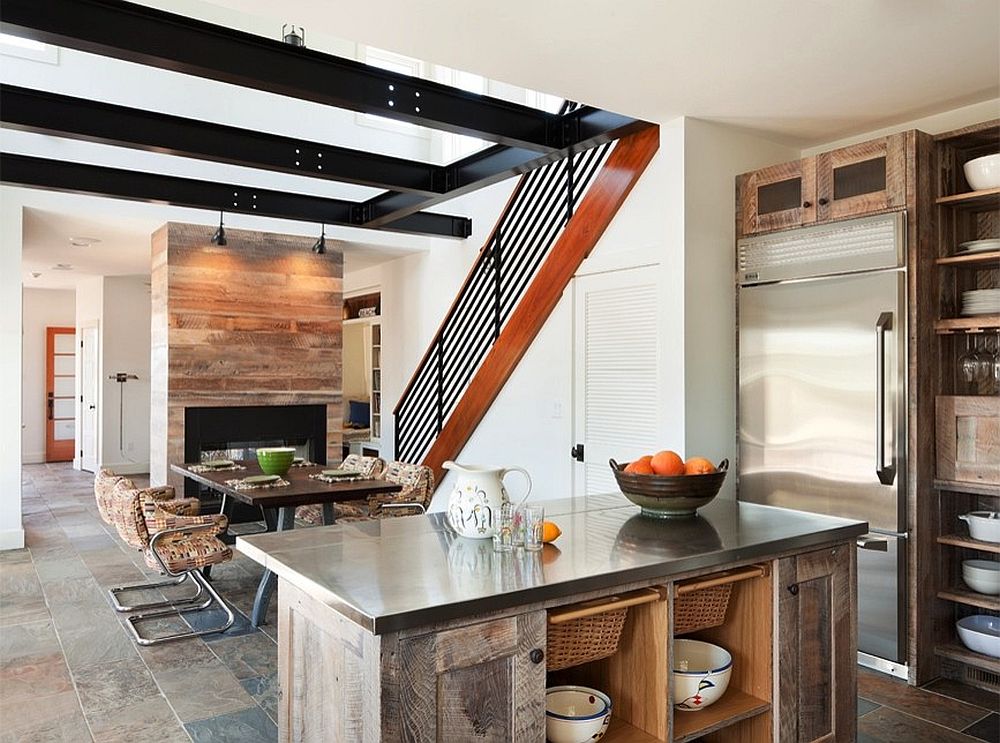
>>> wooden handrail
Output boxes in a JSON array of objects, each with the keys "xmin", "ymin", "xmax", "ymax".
[
  {"xmin": 392, "ymin": 174, "xmax": 529, "ymax": 415},
  {"xmin": 421, "ymin": 124, "xmax": 659, "ymax": 486},
  {"xmin": 548, "ymin": 586, "xmax": 667, "ymax": 625},
  {"xmin": 673, "ymin": 564, "xmax": 769, "ymax": 597}
]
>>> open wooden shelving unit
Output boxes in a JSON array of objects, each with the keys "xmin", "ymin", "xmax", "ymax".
[
  {"xmin": 547, "ymin": 565, "xmax": 774, "ymax": 742},
  {"xmin": 930, "ymin": 119, "xmax": 1000, "ymax": 692}
]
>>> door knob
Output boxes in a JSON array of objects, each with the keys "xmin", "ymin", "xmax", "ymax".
[
  {"xmin": 570, "ymin": 444, "xmax": 584, "ymax": 462},
  {"xmin": 89, "ymin": 404, "xmax": 96, "ymax": 410},
  {"xmin": 802, "ymin": 201, "xmax": 812, "ymax": 208},
  {"xmin": 787, "ymin": 584, "xmax": 799, "ymax": 596},
  {"xmin": 818, "ymin": 197, "xmax": 829, "ymax": 206},
  {"xmin": 529, "ymin": 648, "xmax": 544, "ymax": 664}
]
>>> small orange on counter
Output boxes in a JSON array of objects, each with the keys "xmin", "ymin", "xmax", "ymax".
[
  {"xmin": 541, "ymin": 521, "xmax": 562, "ymax": 543},
  {"xmin": 683, "ymin": 457, "xmax": 716, "ymax": 475}
]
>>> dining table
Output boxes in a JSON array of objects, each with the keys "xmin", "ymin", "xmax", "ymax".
[{"xmin": 170, "ymin": 460, "xmax": 401, "ymax": 626}]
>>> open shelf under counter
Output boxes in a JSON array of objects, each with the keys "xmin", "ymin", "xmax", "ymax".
[
  {"xmin": 603, "ymin": 717, "xmax": 662, "ymax": 743},
  {"xmin": 934, "ymin": 315, "xmax": 1000, "ymax": 334},
  {"xmin": 936, "ymin": 250, "xmax": 1000, "ymax": 267},
  {"xmin": 672, "ymin": 690, "xmax": 770, "ymax": 743},
  {"xmin": 937, "ymin": 587, "xmax": 1000, "ymax": 612},
  {"xmin": 934, "ymin": 642, "xmax": 1000, "ymax": 675},
  {"xmin": 934, "ymin": 479, "xmax": 1000, "ymax": 497},
  {"xmin": 936, "ymin": 187, "xmax": 1000, "ymax": 209},
  {"xmin": 938, "ymin": 534, "xmax": 1000, "ymax": 554}
]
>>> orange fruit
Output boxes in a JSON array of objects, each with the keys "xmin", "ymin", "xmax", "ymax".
[
  {"xmin": 651, "ymin": 450, "xmax": 685, "ymax": 476},
  {"xmin": 684, "ymin": 457, "xmax": 716, "ymax": 475},
  {"xmin": 625, "ymin": 458, "xmax": 655, "ymax": 474},
  {"xmin": 541, "ymin": 521, "xmax": 562, "ymax": 543}
]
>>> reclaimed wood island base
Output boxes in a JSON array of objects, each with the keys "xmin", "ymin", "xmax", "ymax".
[{"xmin": 238, "ymin": 495, "xmax": 866, "ymax": 743}]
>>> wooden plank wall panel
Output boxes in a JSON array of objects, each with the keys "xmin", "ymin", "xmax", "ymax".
[{"xmin": 150, "ymin": 222, "xmax": 343, "ymax": 487}]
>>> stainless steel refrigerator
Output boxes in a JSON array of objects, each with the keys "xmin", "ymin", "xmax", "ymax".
[{"xmin": 737, "ymin": 212, "xmax": 908, "ymax": 677}]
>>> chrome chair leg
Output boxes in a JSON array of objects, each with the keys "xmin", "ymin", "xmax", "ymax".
[
  {"xmin": 125, "ymin": 570, "xmax": 236, "ymax": 646},
  {"xmin": 108, "ymin": 572, "xmax": 208, "ymax": 613}
]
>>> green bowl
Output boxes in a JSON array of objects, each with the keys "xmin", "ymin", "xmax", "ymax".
[{"xmin": 256, "ymin": 447, "xmax": 296, "ymax": 476}]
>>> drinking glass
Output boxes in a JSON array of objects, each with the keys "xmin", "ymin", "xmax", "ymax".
[
  {"xmin": 972, "ymin": 338, "xmax": 993, "ymax": 384},
  {"xmin": 493, "ymin": 502, "xmax": 515, "ymax": 552},
  {"xmin": 523, "ymin": 504, "xmax": 545, "ymax": 552}
]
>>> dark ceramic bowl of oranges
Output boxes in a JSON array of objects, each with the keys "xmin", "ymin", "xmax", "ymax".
[{"xmin": 609, "ymin": 450, "xmax": 728, "ymax": 518}]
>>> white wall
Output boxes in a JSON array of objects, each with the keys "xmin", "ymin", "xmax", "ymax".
[
  {"xmin": 21, "ymin": 288, "xmax": 76, "ymax": 463},
  {"xmin": 74, "ymin": 275, "xmax": 151, "ymax": 474},
  {"xmin": 683, "ymin": 119, "xmax": 800, "ymax": 498},
  {"xmin": 344, "ymin": 118, "xmax": 798, "ymax": 506},
  {"xmin": 101, "ymin": 277, "xmax": 152, "ymax": 473},
  {"xmin": 0, "ymin": 192, "xmax": 25, "ymax": 549}
]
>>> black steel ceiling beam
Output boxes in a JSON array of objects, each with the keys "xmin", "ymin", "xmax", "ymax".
[
  {"xmin": 0, "ymin": 153, "xmax": 472, "ymax": 238},
  {"xmin": 0, "ymin": 85, "xmax": 440, "ymax": 196},
  {"xmin": 0, "ymin": 0, "xmax": 569, "ymax": 151}
]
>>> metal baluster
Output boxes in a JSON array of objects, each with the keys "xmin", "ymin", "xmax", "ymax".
[
  {"xmin": 566, "ymin": 154, "xmax": 575, "ymax": 224},
  {"xmin": 494, "ymin": 229, "xmax": 502, "ymax": 341},
  {"xmin": 394, "ymin": 406, "xmax": 402, "ymax": 461},
  {"xmin": 436, "ymin": 336, "xmax": 444, "ymax": 435}
]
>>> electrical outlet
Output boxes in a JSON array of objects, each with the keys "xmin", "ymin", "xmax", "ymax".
[{"xmin": 551, "ymin": 402, "xmax": 563, "ymax": 419}]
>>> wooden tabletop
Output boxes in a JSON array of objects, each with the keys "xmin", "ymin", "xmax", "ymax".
[{"xmin": 170, "ymin": 461, "xmax": 401, "ymax": 509}]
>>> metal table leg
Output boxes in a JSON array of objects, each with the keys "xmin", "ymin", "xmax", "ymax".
[
  {"xmin": 250, "ymin": 506, "xmax": 295, "ymax": 627},
  {"xmin": 322, "ymin": 503, "xmax": 335, "ymax": 525}
]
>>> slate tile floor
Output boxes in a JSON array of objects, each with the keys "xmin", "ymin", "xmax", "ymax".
[
  {"xmin": 2, "ymin": 464, "xmax": 279, "ymax": 742},
  {"xmin": 3, "ymin": 463, "xmax": 998, "ymax": 741}
]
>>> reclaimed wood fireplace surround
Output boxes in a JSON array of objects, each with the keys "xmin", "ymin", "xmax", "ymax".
[{"xmin": 149, "ymin": 222, "xmax": 344, "ymax": 490}]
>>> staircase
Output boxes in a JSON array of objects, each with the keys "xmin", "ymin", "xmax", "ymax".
[{"xmin": 393, "ymin": 122, "xmax": 659, "ymax": 484}]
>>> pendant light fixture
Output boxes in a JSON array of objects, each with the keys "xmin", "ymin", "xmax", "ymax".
[
  {"xmin": 312, "ymin": 223, "xmax": 326, "ymax": 254},
  {"xmin": 211, "ymin": 210, "xmax": 227, "ymax": 246}
]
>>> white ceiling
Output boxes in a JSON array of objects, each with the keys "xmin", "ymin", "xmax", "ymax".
[
  {"xmin": 207, "ymin": 0, "xmax": 1000, "ymax": 145},
  {"xmin": 20, "ymin": 205, "xmax": 421, "ymax": 290}
]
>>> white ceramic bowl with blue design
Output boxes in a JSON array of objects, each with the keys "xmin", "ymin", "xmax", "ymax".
[
  {"xmin": 672, "ymin": 639, "xmax": 732, "ymax": 711},
  {"xmin": 545, "ymin": 685, "xmax": 612, "ymax": 743}
]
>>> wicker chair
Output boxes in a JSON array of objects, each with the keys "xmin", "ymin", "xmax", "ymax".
[
  {"xmin": 95, "ymin": 468, "xmax": 202, "ymax": 530},
  {"xmin": 107, "ymin": 480, "xmax": 234, "ymax": 643},
  {"xmin": 298, "ymin": 454, "xmax": 387, "ymax": 526},
  {"xmin": 337, "ymin": 461, "xmax": 435, "ymax": 523}
]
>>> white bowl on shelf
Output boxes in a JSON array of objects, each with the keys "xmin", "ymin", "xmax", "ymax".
[
  {"xmin": 964, "ymin": 153, "xmax": 1000, "ymax": 191},
  {"xmin": 956, "ymin": 615, "xmax": 1000, "ymax": 658},
  {"xmin": 959, "ymin": 511, "xmax": 1000, "ymax": 543},
  {"xmin": 545, "ymin": 686, "xmax": 612, "ymax": 743},
  {"xmin": 963, "ymin": 559, "xmax": 1000, "ymax": 595},
  {"xmin": 672, "ymin": 639, "xmax": 732, "ymax": 711}
]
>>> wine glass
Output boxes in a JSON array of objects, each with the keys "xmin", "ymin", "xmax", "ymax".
[
  {"xmin": 972, "ymin": 337, "xmax": 993, "ymax": 385},
  {"xmin": 959, "ymin": 335, "xmax": 978, "ymax": 385}
]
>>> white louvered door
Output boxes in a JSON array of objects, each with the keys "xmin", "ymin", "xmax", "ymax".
[{"xmin": 572, "ymin": 267, "xmax": 662, "ymax": 496}]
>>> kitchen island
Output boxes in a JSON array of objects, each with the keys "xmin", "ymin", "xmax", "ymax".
[{"xmin": 238, "ymin": 495, "xmax": 866, "ymax": 743}]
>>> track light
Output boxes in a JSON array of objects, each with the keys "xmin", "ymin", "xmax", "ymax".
[
  {"xmin": 211, "ymin": 210, "xmax": 227, "ymax": 246},
  {"xmin": 312, "ymin": 223, "xmax": 326, "ymax": 254}
]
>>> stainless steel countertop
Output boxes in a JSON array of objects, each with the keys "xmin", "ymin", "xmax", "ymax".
[{"xmin": 237, "ymin": 495, "xmax": 866, "ymax": 634}]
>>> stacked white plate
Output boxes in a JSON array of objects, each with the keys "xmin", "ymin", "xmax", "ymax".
[
  {"xmin": 958, "ymin": 238, "xmax": 1000, "ymax": 254},
  {"xmin": 961, "ymin": 288, "xmax": 1000, "ymax": 316}
]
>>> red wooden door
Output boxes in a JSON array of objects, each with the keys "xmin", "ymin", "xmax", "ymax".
[{"xmin": 46, "ymin": 326, "xmax": 76, "ymax": 462}]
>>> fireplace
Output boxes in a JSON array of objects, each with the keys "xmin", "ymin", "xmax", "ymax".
[{"xmin": 183, "ymin": 404, "xmax": 328, "ymax": 514}]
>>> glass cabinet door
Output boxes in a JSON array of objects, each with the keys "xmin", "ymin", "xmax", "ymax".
[
  {"xmin": 738, "ymin": 158, "xmax": 817, "ymax": 236},
  {"xmin": 816, "ymin": 133, "xmax": 906, "ymax": 221}
]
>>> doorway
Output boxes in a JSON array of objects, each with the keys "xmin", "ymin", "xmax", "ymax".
[
  {"xmin": 45, "ymin": 326, "xmax": 76, "ymax": 462},
  {"xmin": 80, "ymin": 325, "xmax": 99, "ymax": 472},
  {"xmin": 572, "ymin": 266, "xmax": 664, "ymax": 496}
]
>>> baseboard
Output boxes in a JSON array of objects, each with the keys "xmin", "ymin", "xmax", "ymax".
[
  {"xmin": 102, "ymin": 462, "xmax": 150, "ymax": 475},
  {"xmin": 22, "ymin": 452, "xmax": 45, "ymax": 465},
  {"xmin": 0, "ymin": 528, "xmax": 25, "ymax": 551}
]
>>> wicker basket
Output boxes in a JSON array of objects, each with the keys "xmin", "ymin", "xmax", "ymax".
[
  {"xmin": 546, "ymin": 608, "xmax": 629, "ymax": 671},
  {"xmin": 673, "ymin": 583, "xmax": 733, "ymax": 635}
]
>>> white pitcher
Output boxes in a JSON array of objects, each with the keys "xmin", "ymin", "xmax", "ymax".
[{"xmin": 444, "ymin": 461, "xmax": 532, "ymax": 539}]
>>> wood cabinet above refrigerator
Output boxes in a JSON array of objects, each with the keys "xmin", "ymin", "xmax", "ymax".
[{"xmin": 737, "ymin": 132, "xmax": 909, "ymax": 238}]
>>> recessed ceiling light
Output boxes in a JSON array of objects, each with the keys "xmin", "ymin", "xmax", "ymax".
[
  {"xmin": 52, "ymin": 263, "xmax": 73, "ymax": 271},
  {"xmin": 69, "ymin": 236, "xmax": 101, "ymax": 247}
]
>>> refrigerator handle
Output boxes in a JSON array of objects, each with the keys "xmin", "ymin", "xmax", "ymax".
[{"xmin": 875, "ymin": 312, "xmax": 896, "ymax": 486}]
